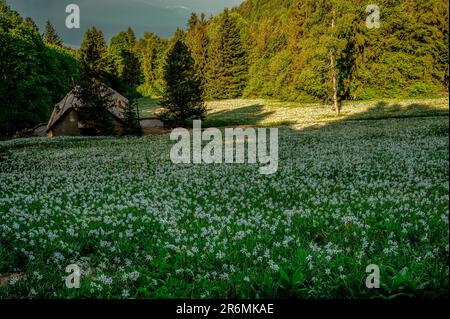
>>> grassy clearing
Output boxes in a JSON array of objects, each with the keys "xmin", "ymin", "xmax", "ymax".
[
  {"xmin": 202, "ymin": 97, "xmax": 449, "ymax": 128},
  {"xmin": 0, "ymin": 98, "xmax": 448, "ymax": 298},
  {"xmin": 137, "ymin": 97, "xmax": 161, "ymax": 118},
  {"xmin": 138, "ymin": 96, "xmax": 449, "ymax": 128}
]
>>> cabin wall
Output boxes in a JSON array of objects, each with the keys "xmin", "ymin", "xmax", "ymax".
[
  {"xmin": 112, "ymin": 118, "xmax": 125, "ymax": 135},
  {"xmin": 48, "ymin": 110, "xmax": 126, "ymax": 137},
  {"xmin": 50, "ymin": 110, "xmax": 80, "ymax": 136},
  {"xmin": 140, "ymin": 118, "xmax": 164, "ymax": 128}
]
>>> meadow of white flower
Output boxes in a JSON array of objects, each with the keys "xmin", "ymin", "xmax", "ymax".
[{"xmin": 0, "ymin": 114, "xmax": 448, "ymax": 298}]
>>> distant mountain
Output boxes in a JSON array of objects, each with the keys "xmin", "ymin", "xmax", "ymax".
[{"xmin": 6, "ymin": 0, "xmax": 243, "ymax": 47}]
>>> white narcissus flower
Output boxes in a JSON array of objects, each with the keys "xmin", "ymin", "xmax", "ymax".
[{"xmin": 0, "ymin": 109, "xmax": 447, "ymax": 297}]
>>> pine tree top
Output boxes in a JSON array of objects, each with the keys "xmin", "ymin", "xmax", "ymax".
[{"xmin": 43, "ymin": 20, "xmax": 62, "ymax": 46}]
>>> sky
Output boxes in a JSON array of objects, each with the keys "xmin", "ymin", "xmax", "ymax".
[{"xmin": 6, "ymin": 0, "xmax": 245, "ymax": 47}]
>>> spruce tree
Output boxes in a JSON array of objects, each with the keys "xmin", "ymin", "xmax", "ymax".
[
  {"xmin": 75, "ymin": 27, "xmax": 115, "ymax": 135},
  {"xmin": 43, "ymin": 20, "xmax": 62, "ymax": 46},
  {"xmin": 127, "ymin": 26, "xmax": 136, "ymax": 47},
  {"xmin": 122, "ymin": 96, "xmax": 142, "ymax": 136},
  {"xmin": 170, "ymin": 27, "xmax": 186, "ymax": 45},
  {"xmin": 79, "ymin": 27, "xmax": 110, "ymax": 78},
  {"xmin": 205, "ymin": 9, "xmax": 247, "ymax": 100},
  {"xmin": 122, "ymin": 27, "xmax": 141, "ymax": 135},
  {"xmin": 123, "ymin": 27, "xmax": 140, "ymax": 90},
  {"xmin": 188, "ymin": 12, "xmax": 199, "ymax": 30},
  {"xmin": 24, "ymin": 17, "xmax": 39, "ymax": 35},
  {"xmin": 109, "ymin": 28, "xmax": 141, "ymax": 93},
  {"xmin": 135, "ymin": 32, "xmax": 168, "ymax": 97},
  {"xmin": 159, "ymin": 39, "xmax": 206, "ymax": 126},
  {"xmin": 186, "ymin": 12, "xmax": 209, "ymax": 85}
]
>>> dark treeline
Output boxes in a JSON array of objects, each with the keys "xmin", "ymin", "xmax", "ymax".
[
  {"xmin": 1, "ymin": 0, "xmax": 448, "ymax": 136},
  {"xmin": 138, "ymin": 0, "xmax": 448, "ymax": 102},
  {"xmin": 0, "ymin": 1, "xmax": 79, "ymax": 137}
]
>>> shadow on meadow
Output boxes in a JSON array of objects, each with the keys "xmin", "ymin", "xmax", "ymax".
[
  {"xmin": 294, "ymin": 100, "xmax": 449, "ymax": 134},
  {"xmin": 348, "ymin": 101, "xmax": 449, "ymax": 120},
  {"xmin": 202, "ymin": 103, "xmax": 294, "ymax": 128},
  {"xmin": 133, "ymin": 96, "xmax": 448, "ymax": 131},
  {"xmin": 197, "ymin": 98, "xmax": 448, "ymax": 132}
]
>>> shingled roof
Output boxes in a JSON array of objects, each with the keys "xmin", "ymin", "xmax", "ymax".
[{"xmin": 47, "ymin": 86, "xmax": 129, "ymax": 131}]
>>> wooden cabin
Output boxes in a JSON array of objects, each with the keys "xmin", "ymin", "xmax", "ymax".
[{"xmin": 46, "ymin": 87, "xmax": 129, "ymax": 137}]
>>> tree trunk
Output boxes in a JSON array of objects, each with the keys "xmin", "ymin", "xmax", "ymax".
[
  {"xmin": 331, "ymin": 55, "xmax": 339, "ymax": 116},
  {"xmin": 330, "ymin": 14, "xmax": 340, "ymax": 116}
]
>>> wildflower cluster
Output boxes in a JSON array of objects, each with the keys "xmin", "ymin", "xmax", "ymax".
[{"xmin": 0, "ymin": 115, "xmax": 448, "ymax": 298}]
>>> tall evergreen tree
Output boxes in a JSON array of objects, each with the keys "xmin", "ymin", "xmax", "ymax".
[
  {"xmin": 79, "ymin": 27, "xmax": 110, "ymax": 78},
  {"xmin": 205, "ymin": 9, "xmax": 247, "ymax": 99},
  {"xmin": 123, "ymin": 27, "xmax": 140, "ymax": 90},
  {"xmin": 24, "ymin": 17, "xmax": 39, "ymax": 34},
  {"xmin": 122, "ymin": 96, "xmax": 141, "ymax": 136},
  {"xmin": 135, "ymin": 32, "xmax": 167, "ymax": 97},
  {"xmin": 127, "ymin": 26, "xmax": 136, "ymax": 47},
  {"xmin": 170, "ymin": 27, "xmax": 186, "ymax": 45},
  {"xmin": 186, "ymin": 12, "xmax": 209, "ymax": 85},
  {"xmin": 122, "ymin": 27, "xmax": 141, "ymax": 135},
  {"xmin": 43, "ymin": 20, "xmax": 62, "ymax": 46},
  {"xmin": 159, "ymin": 39, "xmax": 205, "ymax": 126},
  {"xmin": 75, "ymin": 27, "xmax": 115, "ymax": 135},
  {"xmin": 109, "ymin": 31, "xmax": 129, "ymax": 80},
  {"xmin": 187, "ymin": 12, "xmax": 199, "ymax": 31},
  {"xmin": 109, "ymin": 27, "xmax": 141, "ymax": 93}
]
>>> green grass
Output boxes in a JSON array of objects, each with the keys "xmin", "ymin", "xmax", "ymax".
[
  {"xmin": 0, "ymin": 98, "xmax": 448, "ymax": 298},
  {"xmin": 137, "ymin": 97, "xmax": 161, "ymax": 118},
  {"xmin": 138, "ymin": 96, "xmax": 449, "ymax": 127},
  {"xmin": 202, "ymin": 97, "xmax": 449, "ymax": 128}
]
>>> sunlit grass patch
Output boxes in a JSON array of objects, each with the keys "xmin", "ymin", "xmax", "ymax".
[
  {"xmin": 138, "ymin": 97, "xmax": 161, "ymax": 118},
  {"xmin": 202, "ymin": 97, "xmax": 449, "ymax": 129}
]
